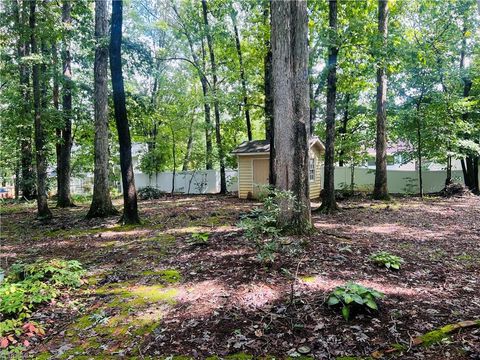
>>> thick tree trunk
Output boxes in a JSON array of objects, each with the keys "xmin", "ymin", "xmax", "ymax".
[
  {"xmin": 202, "ymin": 0, "xmax": 226, "ymax": 194},
  {"xmin": 30, "ymin": 0, "xmax": 52, "ymax": 219},
  {"xmin": 87, "ymin": 0, "xmax": 118, "ymax": 218},
  {"xmin": 271, "ymin": 0, "xmax": 311, "ymax": 233},
  {"xmin": 320, "ymin": 0, "xmax": 339, "ymax": 213},
  {"xmin": 373, "ymin": 0, "xmax": 389, "ymax": 200},
  {"xmin": 110, "ymin": 0, "xmax": 140, "ymax": 224},
  {"xmin": 13, "ymin": 0, "xmax": 36, "ymax": 200},
  {"xmin": 57, "ymin": 0, "xmax": 74, "ymax": 207},
  {"xmin": 231, "ymin": 10, "xmax": 252, "ymax": 141}
]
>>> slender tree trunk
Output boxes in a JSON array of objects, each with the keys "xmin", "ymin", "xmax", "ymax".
[
  {"xmin": 320, "ymin": 0, "xmax": 339, "ymax": 213},
  {"xmin": 182, "ymin": 117, "xmax": 195, "ymax": 171},
  {"xmin": 446, "ymin": 155, "xmax": 452, "ymax": 186},
  {"xmin": 171, "ymin": 127, "xmax": 176, "ymax": 195},
  {"xmin": 459, "ymin": 21, "xmax": 478, "ymax": 194},
  {"xmin": 14, "ymin": 0, "xmax": 36, "ymax": 200},
  {"xmin": 271, "ymin": 0, "xmax": 311, "ymax": 232},
  {"xmin": 263, "ymin": 0, "xmax": 275, "ymax": 185},
  {"xmin": 57, "ymin": 0, "xmax": 74, "ymax": 207},
  {"xmin": 87, "ymin": 0, "xmax": 118, "ymax": 218},
  {"xmin": 202, "ymin": 0, "xmax": 226, "ymax": 194},
  {"xmin": 110, "ymin": 0, "xmax": 140, "ymax": 224},
  {"xmin": 373, "ymin": 0, "xmax": 389, "ymax": 200},
  {"xmin": 231, "ymin": 10, "xmax": 252, "ymax": 141},
  {"xmin": 416, "ymin": 101, "xmax": 423, "ymax": 198},
  {"xmin": 338, "ymin": 93, "xmax": 350, "ymax": 167},
  {"xmin": 30, "ymin": 0, "xmax": 52, "ymax": 219}
]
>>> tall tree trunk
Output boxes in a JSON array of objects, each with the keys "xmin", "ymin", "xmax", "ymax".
[
  {"xmin": 271, "ymin": 0, "xmax": 311, "ymax": 233},
  {"xmin": 416, "ymin": 101, "xmax": 423, "ymax": 198},
  {"xmin": 87, "ymin": 0, "xmax": 118, "ymax": 218},
  {"xmin": 373, "ymin": 0, "xmax": 389, "ymax": 200},
  {"xmin": 110, "ymin": 0, "xmax": 140, "ymax": 224},
  {"xmin": 320, "ymin": 0, "xmax": 339, "ymax": 213},
  {"xmin": 30, "ymin": 0, "xmax": 52, "ymax": 219},
  {"xmin": 182, "ymin": 117, "xmax": 195, "ymax": 171},
  {"xmin": 57, "ymin": 0, "xmax": 74, "ymax": 207},
  {"xmin": 231, "ymin": 10, "xmax": 252, "ymax": 141},
  {"xmin": 263, "ymin": 0, "xmax": 275, "ymax": 185},
  {"xmin": 202, "ymin": 0, "xmax": 226, "ymax": 194},
  {"xmin": 14, "ymin": 0, "xmax": 36, "ymax": 200},
  {"xmin": 338, "ymin": 93, "xmax": 350, "ymax": 167},
  {"xmin": 459, "ymin": 21, "xmax": 478, "ymax": 194}
]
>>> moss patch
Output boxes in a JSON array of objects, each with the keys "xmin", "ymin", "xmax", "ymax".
[{"xmin": 141, "ymin": 269, "xmax": 182, "ymax": 283}]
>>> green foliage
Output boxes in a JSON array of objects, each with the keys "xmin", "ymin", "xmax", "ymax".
[
  {"xmin": 0, "ymin": 259, "xmax": 84, "ymax": 345},
  {"xmin": 137, "ymin": 186, "xmax": 166, "ymax": 200},
  {"xmin": 369, "ymin": 251, "xmax": 404, "ymax": 270},
  {"xmin": 187, "ymin": 232, "xmax": 209, "ymax": 246},
  {"xmin": 327, "ymin": 282, "xmax": 384, "ymax": 320}
]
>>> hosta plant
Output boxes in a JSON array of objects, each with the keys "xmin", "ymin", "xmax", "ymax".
[
  {"xmin": 327, "ymin": 282, "xmax": 384, "ymax": 320},
  {"xmin": 369, "ymin": 251, "xmax": 404, "ymax": 270}
]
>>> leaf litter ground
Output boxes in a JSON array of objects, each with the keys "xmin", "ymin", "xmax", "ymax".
[{"xmin": 1, "ymin": 194, "xmax": 479, "ymax": 359}]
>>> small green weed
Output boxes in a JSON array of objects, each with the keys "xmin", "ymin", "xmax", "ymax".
[
  {"xmin": 187, "ymin": 232, "xmax": 209, "ymax": 245},
  {"xmin": 369, "ymin": 251, "xmax": 404, "ymax": 270},
  {"xmin": 327, "ymin": 282, "xmax": 384, "ymax": 320}
]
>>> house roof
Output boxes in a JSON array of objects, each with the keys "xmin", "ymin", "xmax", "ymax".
[{"xmin": 232, "ymin": 137, "xmax": 325, "ymax": 155}]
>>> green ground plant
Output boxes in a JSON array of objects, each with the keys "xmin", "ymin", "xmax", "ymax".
[
  {"xmin": 369, "ymin": 251, "xmax": 404, "ymax": 270},
  {"xmin": 327, "ymin": 282, "xmax": 384, "ymax": 320}
]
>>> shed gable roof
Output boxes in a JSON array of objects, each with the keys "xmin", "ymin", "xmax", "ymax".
[{"xmin": 232, "ymin": 137, "xmax": 325, "ymax": 155}]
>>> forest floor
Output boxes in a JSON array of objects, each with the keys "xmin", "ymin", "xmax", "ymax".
[{"xmin": 1, "ymin": 194, "xmax": 480, "ymax": 359}]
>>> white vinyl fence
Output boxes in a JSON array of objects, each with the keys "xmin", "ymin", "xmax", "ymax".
[{"xmin": 73, "ymin": 167, "xmax": 467, "ymax": 196}]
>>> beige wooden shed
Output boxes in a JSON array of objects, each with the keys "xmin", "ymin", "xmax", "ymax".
[{"xmin": 232, "ymin": 137, "xmax": 325, "ymax": 200}]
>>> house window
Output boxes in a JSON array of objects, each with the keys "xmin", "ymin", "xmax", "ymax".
[{"xmin": 309, "ymin": 158, "xmax": 315, "ymax": 182}]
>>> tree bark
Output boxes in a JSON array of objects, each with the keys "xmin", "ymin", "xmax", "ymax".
[
  {"xmin": 87, "ymin": 0, "xmax": 118, "ymax": 218},
  {"xmin": 30, "ymin": 0, "xmax": 52, "ymax": 219},
  {"xmin": 57, "ymin": 0, "xmax": 74, "ymax": 207},
  {"xmin": 263, "ymin": 0, "xmax": 275, "ymax": 185},
  {"xmin": 231, "ymin": 10, "xmax": 252, "ymax": 141},
  {"xmin": 182, "ymin": 117, "xmax": 195, "ymax": 171},
  {"xmin": 13, "ymin": 0, "xmax": 36, "ymax": 200},
  {"xmin": 416, "ymin": 101, "xmax": 423, "ymax": 198},
  {"xmin": 373, "ymin": 0, "xmax": 389, "ymax": 200},
  {"xmin": 202, "ymin": 0, "xmax": 226, "ymax": 194},
  {"xmin": 338, "ymin": 93, "xmax": 350, "ymax": 167},
  {"xmin": 320, "ymin": 0, "xmax": 339, "ymax": 213},
  {"xmin": 271, "ymin": 0, "xmax": 311, "ymax": 232},
  {"xmin": 110, "ymin": 0, "xmax": 140, "ymax": 224}
]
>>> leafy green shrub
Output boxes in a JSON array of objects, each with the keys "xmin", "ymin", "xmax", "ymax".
[
  {"xmin": 238, "ymin": 188, "xmax": 302, "ymax": 264},
  {"xmin": 327, "ymin": 282, "xmax": 384, "ymax": 320},
  {"xmin": 0, "ymin": 259, "xmax": 84, "ymax": 349},
  {"xmin": 138, "ymin": 186, "xmax": 165, "ymax": 200},
  {"xmin": 369, "ymin": 251, "xmax": 404, "ymax": 270}
]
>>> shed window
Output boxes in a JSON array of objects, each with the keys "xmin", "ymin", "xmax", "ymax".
[{"xmin": 309, "ymin": 158, "xmax": 315, "ymax": 182}]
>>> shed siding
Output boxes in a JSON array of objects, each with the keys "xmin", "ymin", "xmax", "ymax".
[
  {"xmin": 238, "ymin": 156, "xmax": 253, "ymax": 199},
  {"xmin": 237, "ymin": 149, "xmax": 323, "ymax": 200},
  {"xmin": 309, "ymin": 151, "xmax": 322, "ymax": 199}
]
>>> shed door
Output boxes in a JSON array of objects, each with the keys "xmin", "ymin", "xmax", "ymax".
[{"xmin": 252, "ymin": 159, "xmax": 269, "ymax": 198}]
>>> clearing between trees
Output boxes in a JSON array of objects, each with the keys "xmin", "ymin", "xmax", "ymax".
[{"xmin": 1, "ymin": 195, "xmax": 479, "ymax": 359}]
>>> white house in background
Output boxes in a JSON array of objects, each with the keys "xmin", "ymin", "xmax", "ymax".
[{"xmin": 363, "ymin": 142, "xmax": 463, "ymax": 171}]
